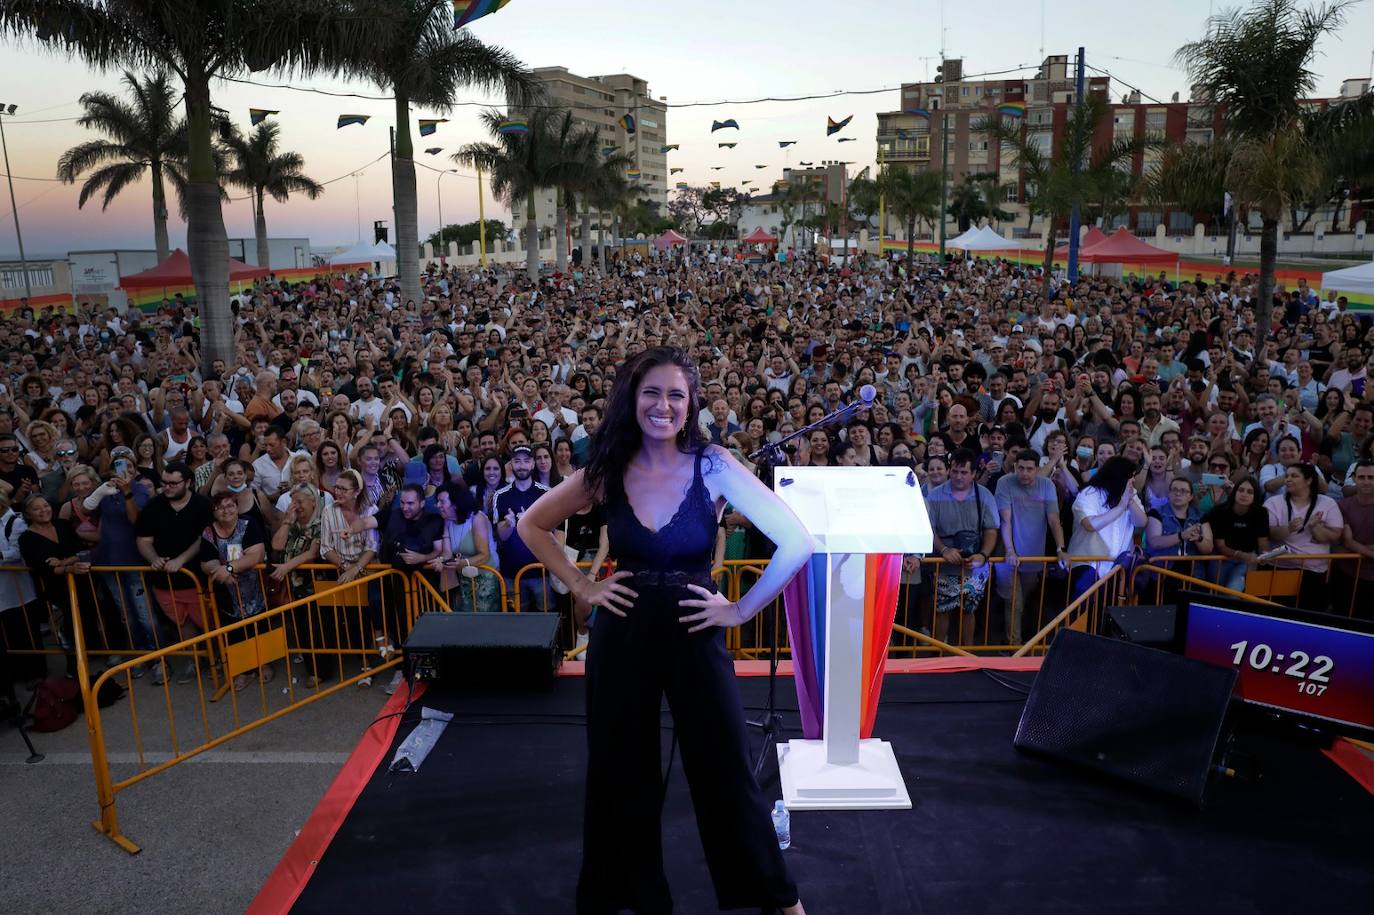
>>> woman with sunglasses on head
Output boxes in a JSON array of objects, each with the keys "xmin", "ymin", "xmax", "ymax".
[
  {"xmin": 1264, "ymin": 462, "xmax": 1344, "ymax": 612},
  {"xmin": 517, "ymin": 347, "xmax": 811, "ymax": 915}
]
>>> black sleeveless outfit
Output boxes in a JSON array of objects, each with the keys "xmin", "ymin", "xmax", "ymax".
[{"xmin": 578, "ymin": 447, "xmax": 798, "ymax": 914}]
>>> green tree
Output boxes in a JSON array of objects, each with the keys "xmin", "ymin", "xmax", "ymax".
[
  {"xmin": 946, "ymin": 174, "xmax": 986, "ymax": 233},
  {"xmin": 878, "ymin": 167, "xmax": 943, "ymax": 269},
  {"xmin": 354, "ymin": 0, "xmax": 533, "ymax": 304},
  {"xmin": 586, "ymin": 169, "xmax": 632, "ymax": 270},
  {"xmin": 455, "ymin": 108, "xmax": 557, "ymax": 281},
  {"xmin": 1175, "ymin": 0, "xmax": 1354, "ymax": 335},
  {"xmin": 55, "ymin": 70, "xmax": 187, "ymax": 262},
  {"xmin": 221, "ymin": 121, "xmax": 323, "ymax": 270},
  {"xmin": 1141, "ymin": 139, "xmax": 1236, "ymax": 233},
  {"xmin": 4, "ymin": 0, "xmax": 384, "ymax": 370},
  {"xmin": 425, "ymin": 219, "xmax": 508, "ymax": 250},
  {"xmin": 981, "ymin": 96, "xmax": 1149, "ymax": 293}
]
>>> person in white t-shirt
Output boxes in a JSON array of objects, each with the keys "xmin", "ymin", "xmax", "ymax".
[{"xmin": 1264, "ymin": 462, "xmax": 1344, "ymax": 611}]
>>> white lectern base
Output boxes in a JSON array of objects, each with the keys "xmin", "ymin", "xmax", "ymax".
[{"xmin": 776, "ymin": 738, "xmax": 912, "ymax": 810}]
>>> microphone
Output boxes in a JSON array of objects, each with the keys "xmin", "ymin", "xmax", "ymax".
[{"xmin": 855, "ymin": 384, "xmax": 876, "ymax": 410}]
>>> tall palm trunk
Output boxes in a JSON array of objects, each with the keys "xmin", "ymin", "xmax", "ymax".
[
  {"xmin": 149, "ymin": 161, "xmax": 170, "ymax": 263},
  {"xmin": 392, "ymin": 95, "xmax": 420, "ymax": 305},
  {"xmin": 597, "ymin": 215, "xmax": 606, "ymax": 271},
  {"xmin": 525, "ymin": 193, "xmax": 539, "ymax": 282},
  {"xmin": 580, "ymin": 212, "xmax": 592, "ymax": 273},
  {"xmin": 184, "ymin": 75, "xmax": 232, "ymax": 373},
  {"xmin": 253, "ymin": 188, "xmax": 270, "ymax": 270},
  {"xmin": 905, "ymin": 216, "xmax": 915, "ymax": 269},
  {"xmin": 554, "ymin": 188, "xmax": 568, "ymax": 272},
  {"xmin": 1256, "ymin": 217, "xmax": 1279, "ymax": 337}
]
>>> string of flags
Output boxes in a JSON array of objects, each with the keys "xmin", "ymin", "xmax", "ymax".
[
  {"xmin": 497, "ymin": 118, "xmax": 529, "ymax": 135},
  {"xmin": 826, "ymin": 114, "xmax": 853, "ymax": 136},
  {"xmin": 418, "ymin": 118, "xmax": 448, "ymax": 137},
  {"xmin": 249, "ymin": 108, "xmax": 278, "ymax": 126},
  {"xmin": 337, "ymin": 114, "xmax": 370, "ymax": 129},
  {"xmin": 452, "ymin": 0, "xmax": 512, "ymax": 29},
  {"xmin": 711, "ymin": 119, "xmax": 740, "ymax": 132}
]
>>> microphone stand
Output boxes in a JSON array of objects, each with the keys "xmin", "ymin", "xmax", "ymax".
[{"xmin": 744, "ymin": 393, "xmax": 869, "ymax": 779}]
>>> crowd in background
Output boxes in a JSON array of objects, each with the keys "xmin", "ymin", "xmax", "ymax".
[{"xmin": 0, "ymin": 245, "xmax": 1371, "ymax": 690}]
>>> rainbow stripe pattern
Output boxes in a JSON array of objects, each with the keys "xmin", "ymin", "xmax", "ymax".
[
  {"xmin": 998, "ymin": 101, "xmax": 1027, "ymax": 117},
  {"xmin": 827, "ymin": 114, "xmax": 853, "ymax": 136},
  {"xmin": 711, "ymin": 118, "xmax": 739, "ymax": 132},
  {"xmin": 336, "ymin": 114, "xmax": 370, "ymax": 129},
  {"xmin": 249, "ymin": 108, "xmax": 278, "ymax": 126},
  {"xmin": 452, "ymin": 0, "xmax": 512, "ymax": 29},
  {"xmin": 619, "ymin": 113, "xmax": 636, "ymax": 134},
  {"xmin": 418, "ymin": 118, "xmax": 447, "ymax": 136},
  {"xmin": 782, "ymin": 554, "xmax": 903, "ymax": 739},
  {"xmin": 497, "ymin": 118, "xmax": 529, "ymax": 135}
]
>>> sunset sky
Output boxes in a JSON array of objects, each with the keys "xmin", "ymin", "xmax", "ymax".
[{"xmin": 2, "ymin": 0, "xmax": 1372, "ymax": 256}]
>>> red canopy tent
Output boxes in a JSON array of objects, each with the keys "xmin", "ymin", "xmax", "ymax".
[
  {"xmin": 653, "ymin": 228, "xmax": 689, "ymax": 250},
  {"xmin": 742, "ymin": 227, "xmax": 779, "ymax": 245},
  {"xmin": 1077, "ymin": 228, "xmax": 1178, "ymax": 264},
  {"xmin": 119, "ymin": 248, "xmax": 269, "ymax": 307},
  {"xmin": 1053, "ymin": 225, "xmax": 1111, "ymax": 258}
]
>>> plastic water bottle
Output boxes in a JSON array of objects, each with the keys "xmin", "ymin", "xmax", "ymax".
[{"xmin": 771, "ymin": 800, "xmax": 791, "ymax": 850}]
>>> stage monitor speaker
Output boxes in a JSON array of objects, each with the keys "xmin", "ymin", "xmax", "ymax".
[
  {"xmin": 404, "ymin": 612, "xmax": 562, "ymax": 690},
  {"xmin": 1105, "ymin": 604, "xmax": 1178, "ymax": 651},
  {"xmin": 1013, "ymin": 629, "xmax": 1236, "ymax": 806}
]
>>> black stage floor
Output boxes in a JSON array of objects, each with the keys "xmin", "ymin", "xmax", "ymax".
[{"xmin": 288, "ymin": 671, "xmax": 1374, "ymax": 914}]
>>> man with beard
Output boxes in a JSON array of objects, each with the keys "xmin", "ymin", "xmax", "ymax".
[{"xmin": 493, "ymin": 445, "xmax": 550, "ymax": 611}]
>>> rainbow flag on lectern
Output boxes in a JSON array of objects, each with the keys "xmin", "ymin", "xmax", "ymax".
[{"xmin": 783, "ymin": 554, "xmax": 903, "ymax": 739}]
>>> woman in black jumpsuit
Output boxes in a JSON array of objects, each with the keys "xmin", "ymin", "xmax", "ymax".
[{"xmin": 519, "ymin": 347, "xmax": 812, "ymax": 914}]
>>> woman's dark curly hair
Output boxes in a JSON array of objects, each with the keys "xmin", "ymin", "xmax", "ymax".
[{"xmin": 582, "ymin": 346, "xmax": 707, "ymax": 500}]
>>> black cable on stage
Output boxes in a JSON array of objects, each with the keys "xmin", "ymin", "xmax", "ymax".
[{"xmin": 979, "ymin": 668, "xmax": 1033, "ymax": 696}]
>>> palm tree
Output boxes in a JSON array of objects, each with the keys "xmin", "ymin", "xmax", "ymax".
[
  {"xmin": 544, "ymin": 109, "xmax": 630, "ymax": 273},
  {"xmin": 221, "ymin": 122, "xmax": 323, "ymax": 270},
  {"xmin": 982, "ymin": 95, "xmax": 1149, "ymax": 293},
  {"xmin": 455, "ymin": 108, "xmax": 557, "ymax": 282},
  {"xmin": 1142, "ymin": 139, "xmax": 1236, "ymax": 236},
  {"xmin": 1175, "ymin": 0, "xmax": 1354, "ymax": 336},
  {"xmin": 879, "ymin": 167, "xmax": 943, "ymax": 269},
  {"xmin": 355, "ymin": 0, "xmax": 534, "ymax": 305},
  {"xmin": 578, "ymin": 157, "xmax": 633, "ymax": 272},
  {"xmin": 55, "ymin": 70, "xmax": 187, "ymax": 262},
  {"xmin": 946, "ymin": 174, "xmax": 986, "ymax": 233},
  {"xmin": 3, "ymin": 0, "xmax": 382, "ymax": 371}
]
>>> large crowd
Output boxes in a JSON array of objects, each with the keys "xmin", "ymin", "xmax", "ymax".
[{"xmin": 0, "ymin": 245, "xmax": 1371, "ymax": 691}]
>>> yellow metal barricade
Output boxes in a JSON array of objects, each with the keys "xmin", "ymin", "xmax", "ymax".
[{"xmin": 75, "ymin": 568, "xmax": 413, "ymax": 854}]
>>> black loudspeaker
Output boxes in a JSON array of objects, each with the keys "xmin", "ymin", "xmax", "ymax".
[
  {"xmin": 403, "ymin": 612, "xmax": 562, "ymax": 690},
  {"xmin": 1014, "ymin": 630, "xmax": 1237, "ymax": 806},
  {"xmin": 1105, "ymin": 604, "xmax": 1178, "ymax": 651}
]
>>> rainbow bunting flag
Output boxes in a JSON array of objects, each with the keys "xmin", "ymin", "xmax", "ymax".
[
  {"xmin": 675, "ymin": 182, "xmax": 689, "ymax": 190},
  {"xmin": 337, "ymin": 114, "xmax": 370, "ymax": 129},
  {"xmin": 741, "ymin": 180, "xmax": 751, "ymax": 185},
  {"xmin": 670, "ymin": 167, "xmax": 684, "ymax": 174},
  {"xmin": 249, "ymin": 108, "xmax": 278, "ymax": 126},
  {"xmin": 998, "ymin": 101, "xmax": 1027, "ymax": 117},
  {"xmin": 661, "ymin": 144, "xmax": 679, "ymax": 152},
  {"xmin": 799, "ymin": 161, "xmax": 814, "ymax": 165},
  {"xmin": 826, "ymin": 114, "xmax": 853, "ymax": 136},
  {"xmin": 754, "ymin": 164, "xmax": 767, "ymax": 169},
  {"xmin": 837, "ymin": 137, "xmax": 856, "ymax": 143},
  {"xmin": 903, "ymin": 107, "xmax": 931, "ymax": 119},
  {"xmin": 619, "ymin": 113, "xmax": 636, "ymax": 134},
  {"xmin": 452, "ymin": 0, "xmax": 512, "ymax": 29},
  {"xmin": 626, "ymin": 168, "xmax": 641, "ymax": 179},
  {"xmin": 418, "ymin": 118, "xmax": 448, "ymax": 137},
  {"xmin": 710, "ymin": 166, "xmax": 724, "ymax": 170},
  {"xmin": 718, "ymin": 142, "xmax": 736, "ymax": 149},
  {"xmin": 778, "ymin": 140, "xmax": 797, "ymax": 148},
  {"xmin": 497, "ymin": 118, "xmax": 529, "ymax": 135},
  {"xmin": 711, "ymin": 119, "xmax": 740, "ymax": 132},
  {"xmin": 424, "ymin": 147, "xmax": 444, "ymax": 155}
]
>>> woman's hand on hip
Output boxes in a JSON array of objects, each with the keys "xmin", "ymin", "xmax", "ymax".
[
  {"xmin": 678, "ymin": 584, "xmax": 746, "ymax": 633},
  {"xmin": 579, "ymin": 570, "xmax": 638, "ymax": 617}
]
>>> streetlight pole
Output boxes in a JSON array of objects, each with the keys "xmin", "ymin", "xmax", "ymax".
[
  {"xmin": 0, "ymin": 103, "xmax": 33, "ymax": 303},
  {"xmin": 476, "ymin": 163, "xmax": 489, "ymax": 269},
  {"xmin": 435, "ymin": 168, "xmax": 455, "ymax": 263}
]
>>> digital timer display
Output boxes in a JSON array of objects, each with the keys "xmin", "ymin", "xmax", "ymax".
[{"xmin": 1182, "ymin": 598, "xmax": 1374, "ymax": 735}]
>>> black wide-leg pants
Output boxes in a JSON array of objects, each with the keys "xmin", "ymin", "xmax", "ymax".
[{"xmin": 577, "ymin": 582, "xmax": 798, "ymax": 914}]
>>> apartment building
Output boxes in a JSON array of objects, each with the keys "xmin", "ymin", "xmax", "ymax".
[{"xmin": 511, "ymin": 67, "xmax": 668, "ymax": 234}]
